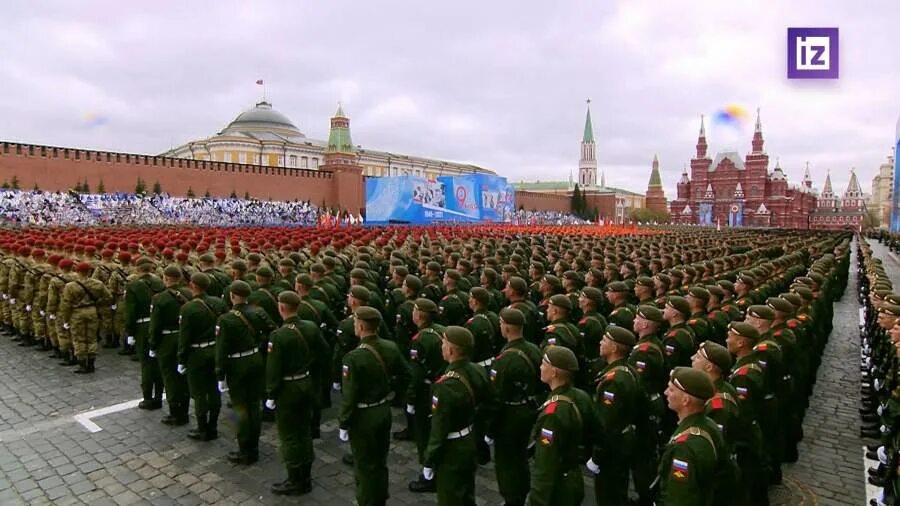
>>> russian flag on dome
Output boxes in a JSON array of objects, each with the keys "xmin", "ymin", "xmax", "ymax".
[{"xmin": 256, "ymin": 79, "xmax": 264, "ymax": 85}]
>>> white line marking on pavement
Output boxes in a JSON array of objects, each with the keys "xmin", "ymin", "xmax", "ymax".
[
  {"xmin": 864, "ymin": 446, "xmax": 882, "ymax": 505},
  {"xmin": 74, "ymin": 395, "xmax": 165, "ymax": 433}
]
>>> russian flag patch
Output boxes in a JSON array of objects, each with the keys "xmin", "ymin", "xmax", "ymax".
[
  {"xmin": 671, "ymin": 458, "xmax": 689, "ymax": 479},
  {"xmin": 342, "ymin": 365, "xmax": 349, "ymax": 378},
  {"xmin": 602, "ymin": 391, "xmax": 615, "ymax": 405},
  {"xmin": 539, "ymin": 428, "xmax": 554, "ymax": 446}
]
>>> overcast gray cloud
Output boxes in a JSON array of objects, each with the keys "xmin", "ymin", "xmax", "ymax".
[{"xmin": 1, "ymin": 0, "xmax": 897, "ymax": 199}]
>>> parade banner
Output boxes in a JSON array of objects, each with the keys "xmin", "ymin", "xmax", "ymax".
[
  {"xmin": 365, "ymin": 174, "xmax": 515, "ymax": 224},
  {"xmin": 892, "ymin": 115, "xmax": 900, "ymax": 232}
]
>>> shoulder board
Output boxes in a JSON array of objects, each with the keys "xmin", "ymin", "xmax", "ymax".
[
  {"xmin": 466, "ymin": 318, "xmax": 474, "ymax": 325},
  {"xmin": 639, "ymin": 342, "xmax": 649, "ymax": 352},
  {"xmin": 611, "ymin": 308, "xmax": 621, "ymax": 315},
  {"xmin": 579, "ymin": 317, "xmax": 588, "ymax": 325},
  {"xmin": 755, "ymin": 342, "xmax": 768, "ymax": 352},
  {"xmin": 688, "ymin": 318, "xmax": 697, "ymax": 324},
  {"xmin": 666, "ymin": 330, "xmax": 677, "ymax": 337},
  {"xmin": 721, "ymin": 304, "xmax": 731, "ymax": 311},
  {"xmin": 604, "ymin": 370, "xmax": 616, "ymax": 381},
  {"xmin": 546, "ymin": 325, "xmax": 555, "ymax": 332},
  {"xmin": 798, "ymin": 314, "xmax": 808, "ymax": 321},
  {"xmin": 441, "ymin": 295, "xmax": 450, "ymax": 301},
  {"xmin": 543, "ymin": 401, "xmax": 557, "ymax": 414},
  {"xmin": 787, "ymin": 320, "xmax": 798, "ymax": 329},
  {"xmin": 774, "ymin": 329, "xmax": 782, "ymax": 337},
  {"xmin": 709, "ymin": 396, "xmax": 724, "ymax": 410}
]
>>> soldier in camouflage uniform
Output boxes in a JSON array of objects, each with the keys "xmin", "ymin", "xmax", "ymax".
[
  {"xmin": 30, "ymin": 249, "xmax": 51, "ymax": 350},
  {"xmin": 92, "ymin": 249, "xmax": 116, "ymax": 348},
  {"xmin": 108, "ymin": 252, "xmax": 131, "ymax": 354},
  {"xmin": 59, "ymin": 262, "xmax": 112, "ymax": 373}
]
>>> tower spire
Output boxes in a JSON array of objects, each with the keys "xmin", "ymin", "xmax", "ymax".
[
  {"xmin": 700, "ymin": 114, "xmax": 706, "ymax": 137},
  {"xmin": 578, "ymin": 99, "xmax": 598, "ymax": 187},
  {"xmin": 583, "ymin": 99, "xmax": 594, "ymax": 143},
  {"xmin": 648, "ymin": 154, "xmax": 662, "ymax": 187},
  {"xmin": 751, "ymin": 106, "xmax": 765, "ymax": 153},
  {"xmin": 696, "ymin": 114, "xmax": 708, "ymax": 158},
  {"xmin": 755, "ymin": 107, "xmax": 762, "ymax": 133}
]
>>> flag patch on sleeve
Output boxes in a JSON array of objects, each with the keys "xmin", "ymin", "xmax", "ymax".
[
  {"xmin": 490, "ymin": 369, "xmax": 497, "ymax": 381},
  {"xmin": 539, "ymin": 428, "xmax": 554, "ymax": 446},
  {"xmin": 431, "ymin": 395, "xmax": 439, "ymax": 412},
  {"xmin": 671, "ymin": 458, "xmax": 689, "ymax": 479},
  {"xmin": 342, "ymin": 364, "xmax": 349, "ymax": 378},
  {"xmin": 602, "ymin": 391, "xmax": 615, "ymax": 405}
]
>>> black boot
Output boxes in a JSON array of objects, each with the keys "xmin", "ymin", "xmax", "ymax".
[
  {"xmin": 38, "ymin": 338, "xmax": 51, "ymax": 351},
  {"xmin": 73, "ymin": 359, "xmax": 91, "ymax": 374},
  {"xmin": 59, "ymin": 350, "xmax": 77, "ymax": 366},
  {"xmin": 18, "ymin": 335, "xmax": 32, "ymax": 346},
  {"xmin": 87, "ymin": 357, "xmax": 95, "ymax": 373},
  {"xmin": 48, "ymin": 346, "xmax": 60, "ymax": 358},
  {"xmin": 271, "ymin": 466, "xmax": 310, "ymax": 496},
  {"xmin": 408, "ymin": 474, "xmax": 436, "ymax": 493},
  {"xmin": 187, "ymin": 416, "xmax": 208, "ymax": 441},
  {"xmin": 206, "ymin": 409, "xmax": 219, "ymax": 440},
  {"xmin": 393, "ymin": 414, "xmax": 415, "ymax": 441}
]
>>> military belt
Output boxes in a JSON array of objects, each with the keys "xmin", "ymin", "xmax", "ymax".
[
  {"xmin": 136, "ymin": 317, "xmax": 151, "ymax": 324},
  {"xmin": 161, "ymin": 329, "xmax": 178, "ymax": 335},
  {"xmin": 356, "ymin": 397, "xmax": 388, "ymax": 409},
  {"xmin": 227, "ymin": 349, "xmax": 258, "ymax": 359},
  {"xmin": 191, "ymin": 341, "xmax": 215, "ymax": 349},
  {"xmin": 475, "ymin": 358, "xmax": 493, "ymax": 367},
  {"xmin": 283, "ymin": 372, "xmax": 310, "ymax": 381},
  {"xmin": 446, "ymin": 425, "xmax": 473, "ymax": 440}
]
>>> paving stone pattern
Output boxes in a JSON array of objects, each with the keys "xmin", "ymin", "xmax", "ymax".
[{"xmin": 0, "ymin": 242, "xmax": 874, "ymax": 505}]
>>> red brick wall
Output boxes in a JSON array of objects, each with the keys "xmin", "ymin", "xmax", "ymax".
[
  {"xmin": 0, "ymin": 141, "xmax": 340, "ymax": 206},
  {"xmin": 515, "ymin": 190, "xmax": 570, "ymax": 212}
]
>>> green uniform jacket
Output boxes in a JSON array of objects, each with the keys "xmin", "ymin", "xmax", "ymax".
[
  {"xmin": 486, "ymin": 338, "xmax": 542, "ymax": 436},
  {"xmin": 655, "ymin": 412, "xmax": 726, "ymax": 505},
  {"xmin": 662, "ymin": 322, "xmax": 696, "ymax": 370},
  {"xmin": 248, "ymin": 283, "xmax": 283, "ymax": 325},
  {"xmin": 423, "ymin": 359, "xmax": 491, "ymax": 467},
  {"xmin": 525, "ymin": 384, "xmax": 596, "ymax": 506},
  {"xmin": 214, "ymin": 303, "xmax": 277, "ymax": 380},
  {"xmin": 149, "ymin": 285, "xmax": 192, "ymax": 352},
  {"xmin": 466, "ymin": 311, "xmax": 497, "ymax": 365},
  {"xmin": 608, "ymin": 303, "xmax": 636, "ymax": 330},
  {"xmin": 124, "ymin": 274, "xmax": 164, "ymax": 336},
  {"xmin": 406, "ymin": 325, "xmax": 447, "ymax": 406},
  {"xmin": 686, "ymin": 312, "xmax": 712, "ymax": 345},
  {"xmin": 338, "ymin": 335, "xmax": 410, "ymax": 429},
  {"xmin": 177, "ymin": 294, "xmax": 228, "ymax": 365},
  {"xmin": 593, "ymin": 359, "xmax": 642, "ymax": 457},
  {"xmin": 265, "ymin": 315, "xmax": 330, "ymax": 400}
]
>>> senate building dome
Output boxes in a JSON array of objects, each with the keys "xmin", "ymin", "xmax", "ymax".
[{"xmin": 219, "ymin": 101, "xmax": 305, "ymax": 138}]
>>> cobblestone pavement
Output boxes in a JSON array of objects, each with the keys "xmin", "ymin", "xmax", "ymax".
[
  {"xmin": 770, "ymin": 238, "xmax": 866, "ymax": 506},
  {"xmin": 0, "ymin": 243, "xmax": 875, "ymax": 505}
]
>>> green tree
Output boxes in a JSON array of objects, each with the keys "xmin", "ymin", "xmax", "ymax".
[
  {"xmin": 204, "ymin": 189, "xmax": 211, "ymax": 198},
  {"xmin": 630, "ymin": 208, "xmax": 671, "ymax": 224},
  {"xmin": 152, "ymin": 180, "xmax": 162, "ymax": 195},
  {"xmin": 32, "ymin": 183, "xmax": 39, "ymax": 191},
  {"xmin": 135, "ymin": 177, "xmax": 146, "ymax": 195},
  {"xmin": 244, "ymin": 191, "xmax": 250, "ymax": 200},
  {"xmin": 1, "ymin": 181, "xmax": 10, "ymax": 190},
  {"xmin": 97, "ymin": 179, "xmax": 106, "ymax": 194},
  {"xmin": 229, "ymin": 189, "xmax": 237, "ymax": 199},
  {"xmin": 82, "ymin": 179, "xmax": 90, "ymax": 194},
  {"xmin": 186, "ymin": 186, "xmax": 195, "ymax": 198},
  {"xmin": 10, "ymin": 175, "xmax": 20, "ymax": 190},
  {"xmin": 571, "ymin": 184, "xmax": 583, "ymax": 216}
]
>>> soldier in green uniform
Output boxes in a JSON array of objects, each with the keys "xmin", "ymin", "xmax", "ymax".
[
  {"xmin": 149, "ymin": 266, "xmax": 193, "ymax": 425},
  {"xmin": 335, "ymin": 286, "xmax": 374, "ymax": 392},
  {"xmin": 466, "ymin": 286, "xmax": 499, "ymax": 368},
  {"xmin": 109, "ymin": 253, "xmax": 131, "ymax": 355},
  {"xmin": 634, "ymin": 276, "xmax": 656, "ymax": 306},
  {"xmin": 578, "ymin": 286, "xmax": 608, "ymax": 377},
  {"xmin": 481, "ymin": 268, "xmax": 506, "ymax": 314},
  {"xmin": 655, "ymin": 367, "xmax": 726, "ymax": 505},
  {"xmin": 606, "ymin": 281, "xmax": 636, "ymax": 330},
  {"xmin": 177, "ymin": 273, "xmax": 228, "ymax": 441},
  {"xmin": 653, "ymin": 274, "xmax": 673, "ymax": 308},
  {"xmin": 661, "ymin": 296, "xmax": 698, "ymax": 370},
  {"xmin": 266, "ymin": 291, "xmax": 330, "ymax": 496},
  {"xmin": 587, "ymin": 326, "xmax": 643, "ymax": 506},
  {"xmin": 717, "ymin": 280, "xmax": 743, "ymax": 323},
  {"xmin": 703, "ymin": 285, "xmax": 731, "ymax": 345},
  {"xmin": 525, "ymin": 345, "xmax": 595, "ymax": 506},
  {"xmin": 216, "ymin": 280, "xmax": 277, "ymax": 465},
  {"xmin": 725, "ymin": 322, "xmax": 770, "ymax": 504},
  {"xmin": 734, "ymin": 274, "xmax": 757, "ymax": 317},
  {"xmin": 439, "ymin": 269, "xmax": 470, "ymax": 327},
  {"xmin": 629, "ymin": 305, "xmax": 668, "ymax": 504},
  {"xmin": 422, "ymin": 326, "xmax": 491, "ymax": 505},
  {"xmin": 486, "ymin": 308, "xmax": 542, "ymax": 506},
  {"xmin": 59, "ymin": 262, "xmax": 111, "ymax": 373},
  {"xmin": 504, "ymin": 276, "xmax": 540, "ymax": 345},
  {"xmin": 406, "ymin": 298, "xmax": 447, "ymax": 492},
  {"xmin": 275, "ymin": 258, "xmax": 298, "ymax": 292},
  {"xmin": 125, "ymin": 258, "xmax": 166, "ymax": 409},
  {"xmin": 338, "ymin": 306, "xmax": 411, "ymax": 506},
  {"xmin": 198, "ymin": 253, "xmax": 232, "ymax": 298},
  {"xmin": 766, "ymin": 296, "xmax": 803, "ymax": 463},
  {"xmin": 540, "ymin": 294, "xmax": 586, "ymax": 387},
  {"xmin": 685, "ymin": 286, "xmax": 713, "ymax": 345}
]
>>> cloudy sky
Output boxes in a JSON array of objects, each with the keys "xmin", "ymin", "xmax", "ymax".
[{"xmin": 1, "ymin": 0, "xmax": 897, "ymax": 198}]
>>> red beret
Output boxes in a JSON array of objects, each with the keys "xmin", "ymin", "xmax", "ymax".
[
  {"xmin": 118, "ymin": 252, "xmax": 132, "ymax": 263},
  {"xmin": 18, "ymin": 246, "xmax": 31, "ymax": 255},
  {"xmin": 176, "ymin": 252, "xmax": 189, "ymax": 261},
  {"xmin": 214, "ymin": 250, "xmax": 226, "ymax": 259},
  {"xmin": 58, "ymin": 259, "xmax": 74, "ymax": 270},
  {"xmin": 75, "ymin": 262, "xmax": 92, "ymax": 273},
  {"xmin": 47, "ymin": 255, "xmax": 61, "ymax": 266},
  {"xmin": 162, "ymin": 248, "xmax": 174, "ymax": 258},
  {"xmin": 85, "ymin": 245, "xmax": 97, "ymax": 254},
  {"xmin": 32, "ymin": 249, "xmax": 45, "ymax": 258}
]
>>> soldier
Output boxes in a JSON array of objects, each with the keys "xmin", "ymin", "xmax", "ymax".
[
  {"xmin": 725, "ymin": 322, "xmax": 770, "ymax": 504},
  {"xmin": 481, "ymin": 267, "xmax": 506, "ymax": 314},
  {"xmin": 109, "ymin": 252, "xmax": 131, "ymax": 354},
  {"xmin": 486, "ymin": 308, "xmax": 542, "ymax": 506},
  {"xmin": 606, "ymin": 281, "xmax": 636, "ymax": 330},
  {"xmin": 578, "ymin": 286, "xmax": 608, "ymax": 377},
  {"xmin": 149, "ymin": 266, "xmax": 193, "ymax": 425},
  {"xmin": 734, "ymin": 274, "xmax": 756, "ymax": 316},
  {"xmin": 540, "ymin": 294, "xmax": 586, "ymax": 386},
  {"xmin": 216, "ymin": 280, "xmax": 278, "ymax": 465},
  {"xmin": 177, "ymin": 273, "xmax": 228, "ymax": 441},
  {"xmin": 275, "ymin": 258, "xmax": 298, "ymax": 292},
  {"xmin": 59, "ymin": 262, "xmax": 111, "ymax": 373},
  {"xmin": 92, "ymin": 248, "xmax": 116, "ymax": 348},
  {"xmin": 503, "ymin": 276, "xmax": 540, "ymax": 345},
  {"xmin": 586, "ymin": 326, "xmax": 643, "ymax": 506},
  {"xmin": 661, "ymin": 296, "xmax": 698, "ymax": 370},
  {"xmin": 52, "ymin": 259, "xmax": 78, "ymax": 365},
  {"xmin": 655, "ymin": 367, "xmax": 726, "ymax": 505},
  {"xmin": 422, "ymin": 326, "xmax": 491, "ymax": 505},
  {"xmin": 467, "ymin": 286, "xmax": 500, "ymax": 368},
  {"xmin": 525, "ymin": 346, "xmax": 595, "ymax": 506},
  {"xmin": 126, "ymin": 257, "xmax": 166, "ymax": 408},
  {"xmin": 406, "ymin": 298, "xmax": 447, "ymax": 492},
  {"xmin": 634, "ymin": 276, "xmax": 656, "ymax": 306},
  {"xmin": 12, "ymin": 246, "xmax": 35, "ymax": 345},
  {"xmin": 704, "ymin": 284, "xmax": 731, "ymax": 345},
  {"xmin": 266, "ymin": 291, "xmax": 330, "ymax": 496},
  {"xmin": 685, "ymin": 286, "xmax": 713, "ymax": 345},
  {"xmin": 439, "ymin": 269, "xmax": 470, "ymax": 327},
  {"xmin": 338, "ymin": 306, "xmax": 410, "ymax": 506},
  {"xmin": 197, "ymin": 253, "xmax": 232, "ymax": 298},
  {"xmin": 692, "ymin": 340, "xmax": 743, "ymax": 506},
  {"xmin": 629, "ymin": 305, "xmax": 668, "ymax": 504},
  {"xmin": 29, "ymin": 250, "xmax": 50, "ymax": 351}
]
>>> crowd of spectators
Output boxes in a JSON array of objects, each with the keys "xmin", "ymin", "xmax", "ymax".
[{"xmin": 0, "ymin": 189, "xmax": 593, "ymax": 227}]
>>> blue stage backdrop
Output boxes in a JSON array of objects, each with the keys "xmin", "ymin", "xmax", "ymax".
[
  {"xmin": 365, "ymin": 174, "xmax": 515, "ymax": 224},
  {"xmin": 892, "ymin": 115, "xmax": 900, "ymax": 232}
]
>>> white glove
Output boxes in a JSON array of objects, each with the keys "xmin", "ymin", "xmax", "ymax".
[
  {"xmin": 126, "ymin": 335, "xmax": 135, "ymax": 346},
  {"xmin": 63, "ymin": 322, "xmax": 69, "ymax": 330},
  {"xmin": 110, "ymin": 304, "xmax": 117, "ymax": 310},
  {"xmin": 422, "ymin": 467, "xmax": 434, "ymax": 481},
  {"xmin": 10, "ymin": 298, "xmax": 16, "ymax": 305},
  {"xmin": 49, "ymin": 314, "xmax": 56, "ymax": 320},
  {"xmin": 265, "ymin": 399, "xmax": 276, "ymax": 410},
  {"xmin": 484, "ymin": 435, "xmax": 494, "ymax": 445},
  {"xmin": 25, "ymin": 305, "xmax": 31, "ymax": 312},
  {"xmin": 339, "ymin": 429, "xmax": 349, "ymax": 442},
  {"xmin": 586, "ymin": 458, "xmax": 600, "ymax": 475},
  {"xmin": 332, "ymin": 382, "xmax": 341, "ymax": 391},
  {"xmin": 406, "ymin": 404, "xmax": 416, "ymax": 415},
  {"xmin": 1, "ymin": 294, "xmax": 7, "ymax": 300},
  {"xmin": 177, "ymin": 364, "xmax": 187, "ymax": 375},
  {"xmin": 218, "ymin": 381, "xmax": 228, "ymax": 393},
  {"xmin": 148, "ymin": 349, "xmax": 157, "ymax": 358},
  {"xmin": 875, "ymin": 379, "xmax": 883, "ymax": 390},
  {"xmin": 39, "ymin": 310, "xmax": 45, "ymax": 316}
]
